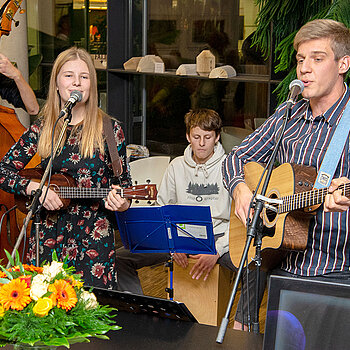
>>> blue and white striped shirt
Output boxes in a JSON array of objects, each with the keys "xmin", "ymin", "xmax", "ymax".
[{"xmin": 222, "ymin": 85, "xmax": 350, "ymax": 276}]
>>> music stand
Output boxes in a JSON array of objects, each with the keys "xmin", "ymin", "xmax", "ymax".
[
  {"xmin": 115, "ymin": 204, "xmax": 216, "ymax": 299},
  {"xmin": 90, "ymin": 287, "xmax": 198, "ymax": 323},
  {"xmin": 115, "ymin": 204, "xmax": 216, "ymax": 255}
]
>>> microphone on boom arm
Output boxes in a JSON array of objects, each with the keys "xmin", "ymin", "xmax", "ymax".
[
  {"xmin": 58, "ymin": 90, "xmax": 83, "ymax": 119},
  {"xmin": 286, "ymin": 79, "xmax": 304, "ymax": 109}
]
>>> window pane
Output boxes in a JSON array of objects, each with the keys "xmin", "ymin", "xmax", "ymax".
[
  {"xmin": 146, "ymin": 0, "xmax": 268, "ymax": 74},
  {"xmin": 27, "ymin": 1, "xmax": 107, "ymax": 109},
  {"xmin": 131, "ymin": 0, "xmax": 270, "ymax": 156}
]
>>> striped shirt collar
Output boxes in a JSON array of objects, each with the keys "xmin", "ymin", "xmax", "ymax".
[{"xmin": 300, "ymin": 83, "xmax": 350, "ymax": 125}]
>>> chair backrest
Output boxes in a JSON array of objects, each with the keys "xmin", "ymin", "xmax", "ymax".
[
  {"xmin": 129, "ymin": 156, "xmax": 171, "ymax": 206},
  {"xmin": 220, "ymin": 126, "xmax": 252, "ymax": 154}
]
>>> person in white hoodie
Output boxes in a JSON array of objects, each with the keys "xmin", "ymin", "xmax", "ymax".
[{"xmin": 115, "ymin": 108, "xmax": 235, "ymax": 294}]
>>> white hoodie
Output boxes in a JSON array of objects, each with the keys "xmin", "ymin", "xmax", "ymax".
[{"xmin": 157, "ymin": 142, "xmax": 231, "ymax": 256}]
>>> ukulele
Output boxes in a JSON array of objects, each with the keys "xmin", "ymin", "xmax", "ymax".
[{"xmin": 14, "ymin": 168, "xmax": 157, "ymax": 214}]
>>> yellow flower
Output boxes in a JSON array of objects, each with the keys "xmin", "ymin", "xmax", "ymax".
[
  {"xmin": 49, "ymin": 280, "xmax": 77, "ymax": 311},
  {"xmin": 0, "ymin": 304, "xmax": 5, "ymax": 317},
  {"xmin": 33, "ymin": 297, "xmax": 53, "ymax": 317},
  {"xmin": 70, "ymin": 277, "xmax": 83, "ymax": 289},
  {"xmin": 0, "ymin": 278, "xmax": 31, "ymax": 311}
]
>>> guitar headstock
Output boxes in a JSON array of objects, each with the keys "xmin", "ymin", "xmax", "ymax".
[{"xmin": 123, "ymin": 184, "xmax": 158, "ymax": 200}]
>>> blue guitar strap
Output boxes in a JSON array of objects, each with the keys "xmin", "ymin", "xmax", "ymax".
[{"xmin": 314, "ymin": 100, "xmax": 350, "ymax": 189}]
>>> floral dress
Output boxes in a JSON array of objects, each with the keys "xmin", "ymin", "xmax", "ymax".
[{"xmin": 0, "ymin": 118, "xmax": 131, "ymax": 289}]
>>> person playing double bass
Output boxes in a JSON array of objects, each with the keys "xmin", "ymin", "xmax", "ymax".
[{"xmin": 0, "ymin": 52, "xmax": 39, "ymax": 115}]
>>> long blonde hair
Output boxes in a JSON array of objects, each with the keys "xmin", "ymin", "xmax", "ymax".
[{"xmin": 37, "ymin": 47, "xmax": 106, "ymax": 158}]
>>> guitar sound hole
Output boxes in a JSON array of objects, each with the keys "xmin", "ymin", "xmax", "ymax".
[{"xmin": 262, "ymin": 225, "xmax": 275, "ymax": 238}]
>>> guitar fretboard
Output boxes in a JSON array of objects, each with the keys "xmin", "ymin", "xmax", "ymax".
[
  {"xmin": 58, "ymin": 187, "xmax": 111, "ymax": 198},
  {"xmin": 57, "ymin": 187, "xmax": 152, "ymax": 200},
  {"xmin": 278, "ymin": 183, "xmax": 350, "ymax": 213}
]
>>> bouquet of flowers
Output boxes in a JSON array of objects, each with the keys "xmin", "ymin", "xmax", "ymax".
[{"xmin": 0, "ymin": 251, "xmax": 120, "ymax": 348}]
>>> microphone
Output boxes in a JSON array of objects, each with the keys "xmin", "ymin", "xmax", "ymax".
[
  {"xmin": 58, "ymin": 90, "xmax": 83, "ymax": 119},
  {"xmin": 286, "ymin": 79, "xmax": 304, "ymax": 109}
]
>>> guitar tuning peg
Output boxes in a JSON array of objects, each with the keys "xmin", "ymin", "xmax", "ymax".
[
  {"xmin": 146, "ymin": 179, "xmax": 151, "ymax": 184},
  {"xmin": 13, "ymin": 19, "xmax": 19, "ymax": 27}
]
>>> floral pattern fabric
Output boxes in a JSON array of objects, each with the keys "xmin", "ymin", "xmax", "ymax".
[{"xmin": 0, "ymin": 118, "xmax": 131, "ymax": 289}]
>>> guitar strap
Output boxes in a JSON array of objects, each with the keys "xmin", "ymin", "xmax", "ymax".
[
  {"xmin": 102, "ymin": 116, "xmax": 123, "ymax": 178},
  {"xmin": 314, "ymin": 99, "xmax": 350, "ymax": 189}
]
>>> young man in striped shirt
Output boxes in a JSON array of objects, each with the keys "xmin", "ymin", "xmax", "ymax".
[{"xmin": 222, "ymin": 19, "xmax": 350, "ymax": 330}]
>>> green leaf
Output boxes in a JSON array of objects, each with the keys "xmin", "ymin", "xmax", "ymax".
[
  {"xmin": 52, "ymin": 250, "xmax": 58, "ymax": 262},
  {"xmin": 0, "ymin": 265, "xmax": 13, "ymax": 280},
  {"xmin": 15, "ymin": 250, "xmax": 20, "ymax": 267},
  {"xmin": 94, "ymin": 334, "xmax": 110, "ymax": 340},
  {"xmin": 0, "ymin": 278, "xmax": 10, "ymax": 284},
  {"xmin": 4, "ymin": 250, "xmax": 14, "ymax": 268}
]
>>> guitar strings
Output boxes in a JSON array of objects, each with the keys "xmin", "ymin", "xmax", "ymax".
[{"xmin": 264, "ymin": 183, "xmax": 350, "ymax": 216}]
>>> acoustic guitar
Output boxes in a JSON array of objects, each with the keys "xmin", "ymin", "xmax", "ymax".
[
  {"xmin": 14, "ymin": 168, "xmax": 157, "ymax": 214},
  {"xmin": 229, "ymin": 162, "xmax": 350, "ymax": 271}
]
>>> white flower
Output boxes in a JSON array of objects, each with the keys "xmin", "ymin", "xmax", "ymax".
[
  {"xmin": 43, "ymin": 261, "xmax": 64, "ymax": 280},
  {"xmin": 30, "ymin": 274, "xmax": 49, "ymax": 301},
  {"xmin": 80, "ymin": 290, "xmax": 98, "ymax": 310}
]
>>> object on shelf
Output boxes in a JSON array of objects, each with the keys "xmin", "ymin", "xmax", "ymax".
[
  {"xmin": 126, "ymin": 143, "xmax": 150, "ymax": 162},
  {"xmin": 196, "ymin": 50, "xmax": 215, "ymax": 77},
  {"xmin": 91, "ymin": 54, "xmax": 107, "ymax": 69},
  {"xmin": 209, "ymin": 65, "xmax": 236, "ymax": 79},
  {"xmin": 123, "ymin": 57, "xmax": 142, "ymax": 71},
  {"xmin": 137, "ymin": 55, "xmax": 165, "ymax": 73},
  {"xmin": 176, "ymin": 64, "xmax": 198, "ymax": 76}
]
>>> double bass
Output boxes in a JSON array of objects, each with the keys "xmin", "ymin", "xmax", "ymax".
[{"xmin": 0, "ymin": 0, "xmax": 39, "ymax": 261}]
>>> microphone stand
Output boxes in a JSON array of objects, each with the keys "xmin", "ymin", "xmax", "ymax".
[
  {"xmin": 216, "ymin": 106, "xmax": 293, "ymax": 343},
  {"xmin": 7, "ymin": 111, "xmax": 72, "ymax": 268}
]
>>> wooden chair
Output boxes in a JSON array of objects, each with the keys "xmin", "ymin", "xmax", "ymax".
[{"xmin": 129, "ymin": 156, "xmax": 170, "ymax": 206}]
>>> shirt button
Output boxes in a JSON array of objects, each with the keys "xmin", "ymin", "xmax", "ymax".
[
  {"xmin": 313, "ymin": 125, "xmax": 317, "ymax": 129},
  {"xmin": 299, "ymin": 140, "xmax": 303, "ymax": 144}
]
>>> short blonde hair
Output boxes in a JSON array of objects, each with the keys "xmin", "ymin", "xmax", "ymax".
[{"xmin": 294, "ymin": 19, "xmax": 350, "ymax": 60}]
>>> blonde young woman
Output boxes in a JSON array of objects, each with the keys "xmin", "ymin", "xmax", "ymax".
[{"xmin": 0, "ymin": 47, "xmax": 131, "ymax": 289}]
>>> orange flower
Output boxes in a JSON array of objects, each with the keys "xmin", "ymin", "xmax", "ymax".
[
  {"xmin": 10, "ymin": 265, "xmax": 43, "ymax": 274},
  {"xmin": 22, "ymin": 264, "xmax": 44, "ymax": 274},
  {"xmin": 0, "ymin": 278, "xmax": 31, "ymax": 310},
  {"xmin": 19, "ymin": 275, "xmax": 32, "ymax": 288},
  {"xmin": 49, "ymin": 280, "xmax": 77, "ymax": 311}
]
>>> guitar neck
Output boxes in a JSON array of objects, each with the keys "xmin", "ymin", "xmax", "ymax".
[{"xmin": 279, "ymin": 183, "xmax": 350, "ymax": 213}]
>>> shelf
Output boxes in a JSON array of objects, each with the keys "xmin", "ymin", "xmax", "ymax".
[{"xmin": 107, "ymin": 68, "xmax": 281, "ymax": 84}]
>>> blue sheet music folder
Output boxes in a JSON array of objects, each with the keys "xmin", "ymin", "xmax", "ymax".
[{"xmin": 115, "ymin": 205, "xmax": 216, "ymax": 255}]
